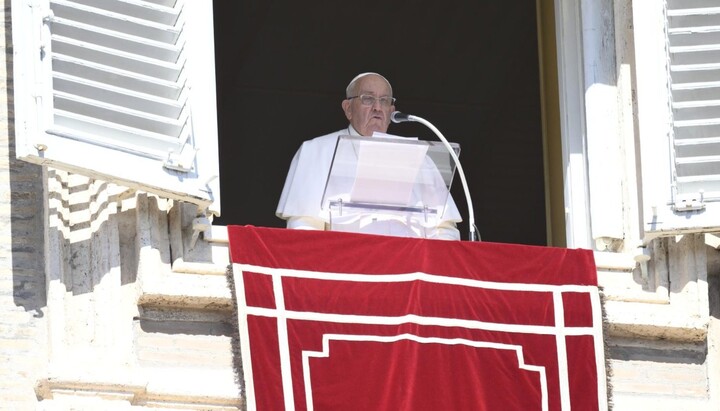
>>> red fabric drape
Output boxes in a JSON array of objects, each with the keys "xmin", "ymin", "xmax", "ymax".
[{"xmin": 229, "ymin": 225, "xmax": 605, "ymax": 411}]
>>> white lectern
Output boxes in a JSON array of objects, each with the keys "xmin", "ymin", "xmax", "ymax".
[{"xmin": 321, "ymin": 135, "xmax": 460, "ymax": 238}]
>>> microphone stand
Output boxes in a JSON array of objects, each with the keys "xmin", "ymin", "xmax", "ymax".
[{"xmin": 393, "ymin": 113, "xmax": 479, "ymax": 241}]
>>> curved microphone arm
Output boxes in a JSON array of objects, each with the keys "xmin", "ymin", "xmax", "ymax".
[{"xmin": 392, "ymin": 112, "xmax": 479, "ymax": 241}]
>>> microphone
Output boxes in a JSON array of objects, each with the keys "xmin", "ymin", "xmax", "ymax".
[{"xmin": 391, "ymin": 111, "xmax": 413, "ymax": 123}]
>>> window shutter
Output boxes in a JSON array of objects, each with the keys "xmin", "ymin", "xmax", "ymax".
[
  {"xmin": 668, "ymin": 2, "xmax": 720, "ymax": 209},
  {"xmin": 636, "ymin": 1, "xmax": 720, "ymax": 237},
  {"xmin": 12, "ymin": 0, "xmax": 220, "ymax": 214}
]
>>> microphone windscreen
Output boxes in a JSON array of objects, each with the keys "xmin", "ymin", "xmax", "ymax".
[{"xmin": 391, "ymin": 111, "xmax": 411, "ymax": 123}]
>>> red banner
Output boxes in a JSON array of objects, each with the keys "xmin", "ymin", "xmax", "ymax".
[{"xmin": 228, "ymin": 226, "xmax": 606, "ymax": 411}]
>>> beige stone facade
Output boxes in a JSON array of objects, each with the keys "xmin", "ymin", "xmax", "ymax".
[
  {"xmin": 3, "ymin": 157, "xmax": 241, "ymax": 407},
  {"xmin": 2, "ymin": 1, "xmax": 720, "ymax": 410},
  {"xmin": 1, "ymin": 3, "xmax": 241, "ymax": 403}
]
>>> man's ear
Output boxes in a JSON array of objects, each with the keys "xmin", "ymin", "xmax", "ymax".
[{"xmin": 341, "ymin": 99, "xmax": 352, "ymax": 120}]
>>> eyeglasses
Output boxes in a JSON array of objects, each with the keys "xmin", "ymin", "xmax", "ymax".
[{"xmin": 347, "ymin": 94, "xmax": 396, "ymax": 107}]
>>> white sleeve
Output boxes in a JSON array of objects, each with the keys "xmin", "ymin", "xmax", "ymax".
[
  {"xmin": 286, "ymin": 216, "xmax": 326, "ymax": 230},
  {"xmin": 276, "ymin": 133, "xmax": 339, "ymax": 222},
  {"xmin": 431, "ymin": 220, "xmax": 461, "ymax": 241}
]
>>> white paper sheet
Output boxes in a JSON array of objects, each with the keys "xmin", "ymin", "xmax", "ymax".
[
  {"xmin": 350, "ymin": 138, "xmax": 428, "ymax": 205},
  {"xmin": 370, "ymin": 131, "xmax": 418, "ymax": 141}
]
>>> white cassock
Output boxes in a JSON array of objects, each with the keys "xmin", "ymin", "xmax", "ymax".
[{"xmin": 276, "ymin": 126, "xmax": 462, "ymax": 240}]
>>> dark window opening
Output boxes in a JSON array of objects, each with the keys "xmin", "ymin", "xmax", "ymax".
[{"xmin": 213, "ymin": 1, "xmax": 547, "ymax": 245}]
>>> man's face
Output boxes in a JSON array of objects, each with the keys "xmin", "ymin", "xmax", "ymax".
[{"xmin": 341, "ymin": 75, "xmax": 395, "ymax": 136}]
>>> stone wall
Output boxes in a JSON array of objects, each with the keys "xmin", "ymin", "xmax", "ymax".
[
  {"xmin": 35, "ymin": 173, "xmax": 240, "ymax": 409},
  {"xmin": 599, "ymin": 237, "xmax": 720, "ymax": 410},
  {"xmin": 0, "ymin": 0, "xmax": 241, "ymax": 404},
  {"xmin": 0, "ymin": 0, "xmax": 48, "ymax": 407}
]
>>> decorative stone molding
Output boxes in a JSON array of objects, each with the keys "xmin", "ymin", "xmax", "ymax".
[
  {"xmin": 39, "ymin": 172, "xmax": 240, "ymax": 409},
  {"xmin": 596, "ymin": 234, "xmax": 710, "ymax": 342}
]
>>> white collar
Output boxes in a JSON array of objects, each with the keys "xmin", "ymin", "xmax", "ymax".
[{"xmin": 347, "ymin": 124, "xmax": 361, "ymax": 136}]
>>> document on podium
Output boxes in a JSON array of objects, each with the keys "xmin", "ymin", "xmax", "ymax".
[{"xmin": 349, "ymin": 137, "xmax": 429, "ymax": 206}]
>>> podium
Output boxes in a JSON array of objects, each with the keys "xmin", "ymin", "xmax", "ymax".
[{"xmin": 320, "ymin": 135, "xmax": 460, "ymax": 237}]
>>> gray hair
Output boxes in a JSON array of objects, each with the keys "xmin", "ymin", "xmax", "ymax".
[{"xmin": 345, "ymin": 72, "xmax": 393, "ymax": 98}]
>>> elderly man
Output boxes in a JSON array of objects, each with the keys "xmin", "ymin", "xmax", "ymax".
[{"xmin": 276, "ymin": 72, "xmax": 461, "ymax": 240}]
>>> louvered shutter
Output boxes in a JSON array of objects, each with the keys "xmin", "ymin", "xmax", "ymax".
[
  {"xmin": 669, "ymin": 1, "xmax": 720, "ymax": 208},
  {"xmin": 635, "ymin": 0, "xmax": 720, "ymax": 237},
  {"xmin": 12, "ymin": 0, "xmax": 220, "ymax": 214}
]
